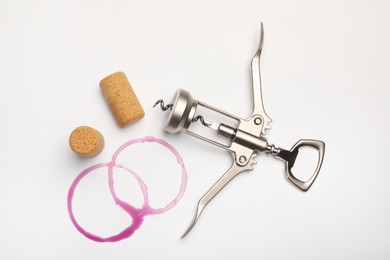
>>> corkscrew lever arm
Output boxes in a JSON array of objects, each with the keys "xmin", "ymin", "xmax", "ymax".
[{"xmin": 181, "ymin": 155, "xmax": 256, "ymax": 238}]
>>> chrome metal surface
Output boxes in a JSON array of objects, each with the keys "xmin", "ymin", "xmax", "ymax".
[
  {"xmin": 250, "ymin": 22, "xmax": 272, "ymax": 135},
  {"xmin": 276, "ymin": 139, "xmax": 325, "ymax": 191},
  {"xmin": 181, "ymin": 154, "xmax": 257, "ymax": 238},
  {"xmin": 153, "ymin": 23, "xmax": 326, "ymax": 238},
  {"xmin": 163, "ymin": 89, "xmax": 198, "ymax": 134}
]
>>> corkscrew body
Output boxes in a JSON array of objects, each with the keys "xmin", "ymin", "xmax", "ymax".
[{"xmin": 154, "ymin": 23, "xmax": 325, "ymax": 238}]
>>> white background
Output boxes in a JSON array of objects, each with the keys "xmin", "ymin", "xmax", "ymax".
[{"xmin": 1, "ymin": 0, "xmax": 390, "ymax": 259}]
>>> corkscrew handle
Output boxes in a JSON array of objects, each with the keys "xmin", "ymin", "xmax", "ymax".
[{"xmin": 276, "ymin": 139, "xmax": 325, "ymax": 191}]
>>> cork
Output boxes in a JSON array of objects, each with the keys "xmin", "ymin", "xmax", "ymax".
[
  {"xmin": 100, "ymin": 72, "xmax": 145, "ymax": 127},
  {"xmin": 69, "ymin": 126, "xmax": 105, "ymax": 157}
]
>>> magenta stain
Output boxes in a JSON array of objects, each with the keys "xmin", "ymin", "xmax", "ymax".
[{"xmin": 67, "ymin": 136, "xmax": 188, "ymax": 242}]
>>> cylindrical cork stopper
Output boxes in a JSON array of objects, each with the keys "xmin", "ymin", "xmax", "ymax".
[
  {"xmin": 69, "ymin": 126, "xmax": 105, "ymax": 157},
  {"xmin": 100, "ymin": 72, "xmax": 145, "ymax": 127}
]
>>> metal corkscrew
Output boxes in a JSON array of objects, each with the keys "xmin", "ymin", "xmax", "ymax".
[{"xmin": 154, "ymin": 23, "xmax": 325, "ymax": 238}]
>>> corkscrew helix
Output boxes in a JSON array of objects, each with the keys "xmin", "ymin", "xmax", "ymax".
[{"xmin": 154, "ymin": 23, "xmax": 325, "ymax": 238}]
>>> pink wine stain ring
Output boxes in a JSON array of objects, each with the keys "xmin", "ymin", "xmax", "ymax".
[{"xmin": 67, "ymin": 136, "xmax": 188, "ymax": 242}]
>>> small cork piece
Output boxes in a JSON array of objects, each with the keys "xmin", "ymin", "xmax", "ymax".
[
  {"xmin": 100, "ymin": 72, "xmax": 145, "ymax": 127},
  {"xmin": 69, "ymin": 126, "xmax": 105, "ymax": 157}
]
